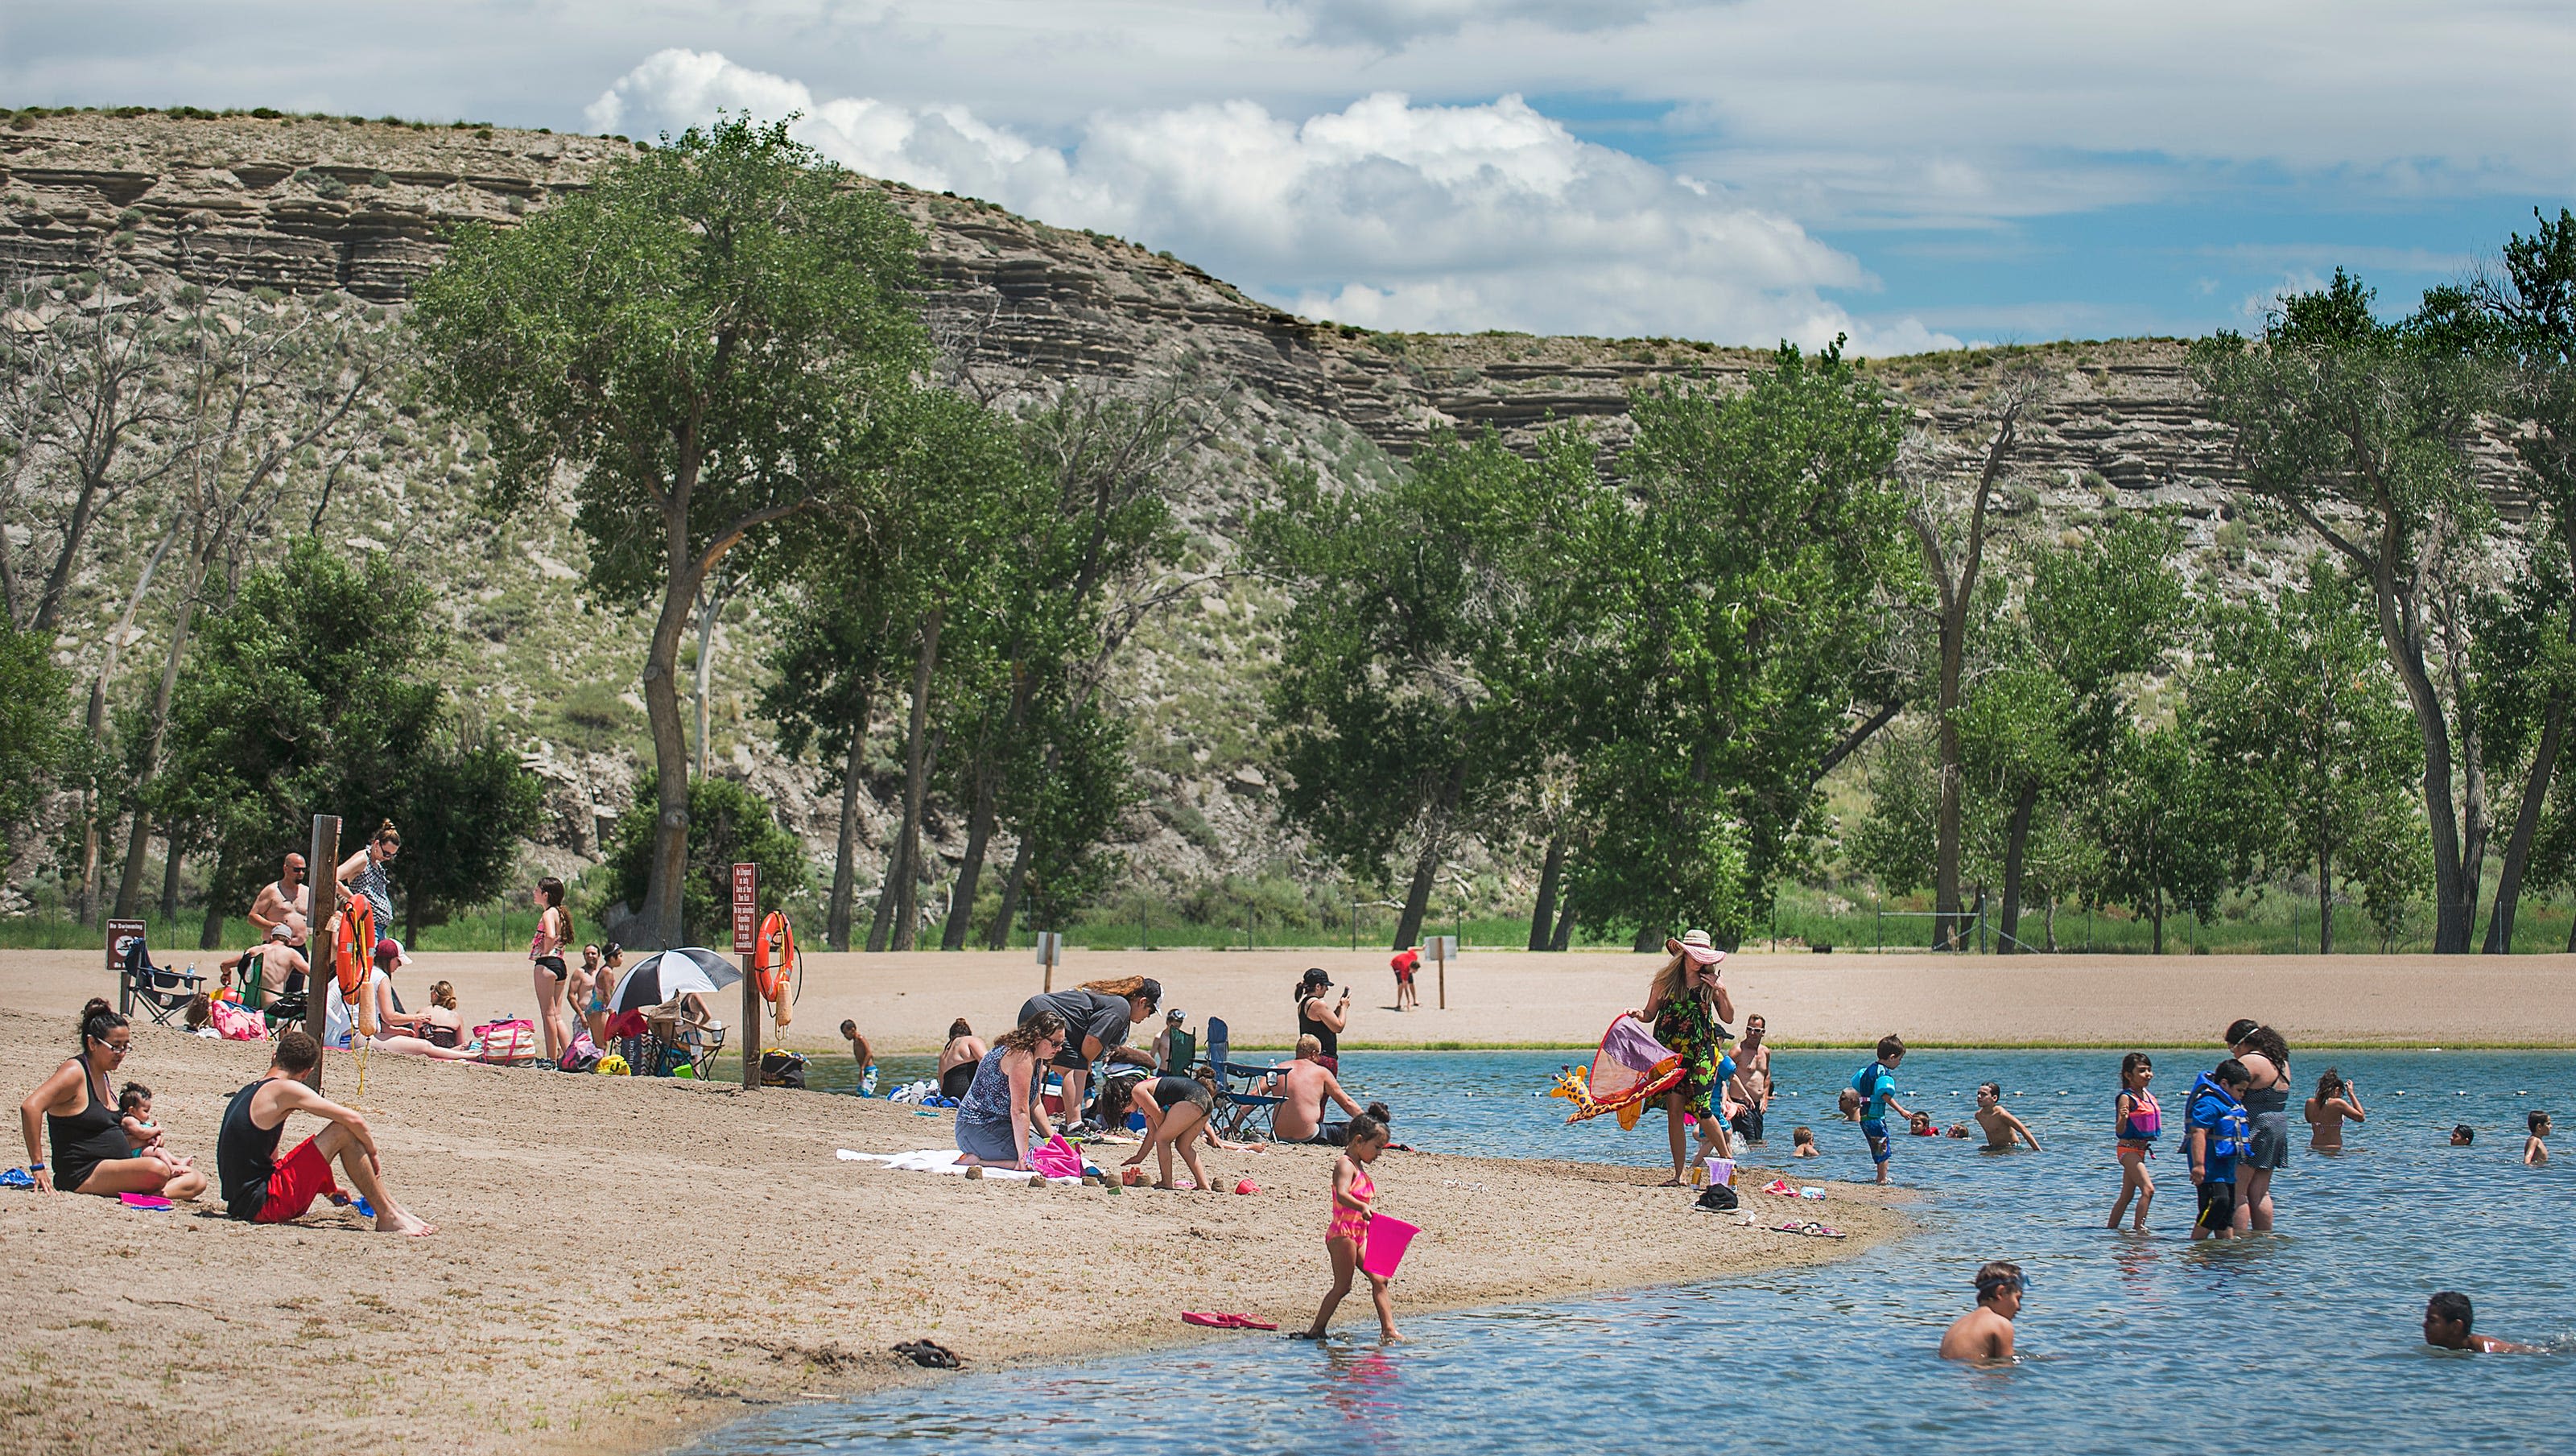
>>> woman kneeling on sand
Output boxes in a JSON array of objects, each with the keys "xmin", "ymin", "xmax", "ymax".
[
  {"xmin": 954, "ymin": 1013, "xmax": 1067, "ymax": 1172},
  {"xmin": 19, "ymin": 1000, "xmax": 208, "ymax": 1202}
]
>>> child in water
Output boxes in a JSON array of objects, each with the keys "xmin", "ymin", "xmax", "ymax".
[
  {"xmin": 2526, "ymin": 1112, "xmax": 2551, "ymax": 1167},
  {"xmin": 1850, "ymin": 1035, "xmax": 1913, "ymax": 1185},
  {"xmin": 1908, "ymin": 1111, "xmax": 1938, "ymax": 1137},
  {"xmin": 1300, "ymin": 1113, "xmax": 1399, "ymax": 1342},
  {"xmin": 1791, "ymin": 1126, "xmax": 1818, "ymax": 1157},
  {"xmin": 2451, "ymin": 1124, "xmax": 2475, "ymax": 1147},
  {"xmin": 840, "ymin": 1019, "xmax": 877, "ymax": 1097},
  {"xmin": 2187, "ymin": 1059, "xmax": 2252, "ymax": 1240},
  {"xmin": 1937, "ymin": 1262, "xmax": 2024, "ymax": 1362},
  {"xmin": 2108, "ymin": 1053, "xmax": 2158, "ymax": 1232},
  {"xmin": 1974, "ymin": 1083, "xmax": 2041, "ymax": 1152}
]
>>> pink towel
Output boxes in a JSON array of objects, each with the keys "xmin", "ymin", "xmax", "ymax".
[
  {"xmin": 1360, "ymin": 1214, "xmax": 1418, "ymax": 1278},
  {"xmin": 1030, "ymin": 1136, "xmax": 1085, "ymax": 1181}
]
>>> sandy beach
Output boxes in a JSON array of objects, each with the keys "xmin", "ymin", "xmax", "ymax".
[
  {"xmin": 10, "ymin": 946, "xmax": 2568, "ymax": 1056},
  {"xmin": 0, "ymin": 1000, "xmax": 1901, "ymax": 1456}
]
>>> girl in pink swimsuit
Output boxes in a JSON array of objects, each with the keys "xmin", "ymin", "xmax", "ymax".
[{"xmin": 1301, "ymin": 1112, "xmax": 1399, "ymax": 1341}]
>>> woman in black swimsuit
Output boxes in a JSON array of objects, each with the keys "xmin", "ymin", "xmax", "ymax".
[
  {"xmin": 1294, "ymin": 968, "xmax": 1348, "ymax": 1071},
  {"xmin": 17, "ymin": 999, "xmax": 208, "ymax": 1201},
  {"xmin": 1100, "ymin": 1069, "xmax": 1220, "ymax": 1191}
]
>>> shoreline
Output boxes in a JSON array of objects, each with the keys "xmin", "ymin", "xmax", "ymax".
[{"xmin": 0, "ymin": 1005, "xmax": 1905, "ymax": 1456}]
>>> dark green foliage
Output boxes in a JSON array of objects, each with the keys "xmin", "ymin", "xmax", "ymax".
[
  {"xmin": 394, "ymin": 724, "xmax": 549, "ymax": 943},
  {"xmin": 0, "ymin": 622, "xmax": 71, "ymax": 860},
  {"xmin": 602, "ymin": 769, "xmax": 808, "ymax": 943}
]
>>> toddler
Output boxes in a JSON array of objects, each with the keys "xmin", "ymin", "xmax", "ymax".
[
  {"xmin": 2525, "ymin": 1112, "xmax": 2551, "ymax": 1167},
  {"xmin": 118, "ymin": 1083, "xmax": 163, "ymax": 1157},
  {"xmin": 1790, "ymin": 1126, "xmax": 1818, "ymax": 1158},
  {"xmin": 2108, "ymin": 1053, "xmax": 2158, "ymax": 1231},
  {"xmin": 1849, "ymin": 1035, "xmax": 1913, "ymax": 1184},
  {"xmin": 1300, "ymin": 1113, "xmax": 1399, "ymax": 1342}
]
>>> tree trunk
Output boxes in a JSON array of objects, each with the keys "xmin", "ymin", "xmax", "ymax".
[
  {"xmin": 29, "ymin": 469, "xmax": 108, "ymax": 637},
  {"xmin": 634, "ymin": 546, "xmax": 705, "ymax": 950},
  {"xmin": 2042, "ymin": 894, "xmax": 2058, "ymax": 952},
  {"xmin": 1391, "ymin": 761, "xmax": 1465, "ymax": 949},
  {"xmin": 1527, "ymin": 831, "xmax": 1567, "ymax": 951},
  {"xmin": 865, "ymin": 834, "xmax": 905, "ymax": 954},
  {"xmin": 988, "ymin": 809, "xmax": 1038, "ymax": 950},
  {"xmin": 1549, "ymin": 897, "xmax": 1577, "ymax": 952},
  {"xmin": 1932, "ymin": 655, "xmax": 1965, "ymax": 951},
  {"xmin": 2484, "ymin": 695, "xmax": 2566, "ymax": 954},
  {"xmin": 158, "ymin": 828, "xmax": 184, "ymax": 924},
  {"xmin": 113, "ymin": 592, "xmax": 198, "ymax": 918},
  {"xmin": 2318, "ymin": 839, "xmax": 2335, "ymax": 956},
  {"xmin": 198, "ymin": 855, "xmax": 228, "ymax": 949},
  {"xmin": 826, "ymin": 723, "xmax": 868, "ymax": 951},
  {"xmin": 1996, "ymin": 777, "xmax": 2039, "ymax": 954},
  {"xmin": 405, "ymin": 885, "xmax": 420, "ymax": 950},
  {"xmin": 1912, "ymin": 402, "xmax": 2019, "ymax": 955},
  {"xmin": 689, "ymin": 571, "xmax": 736, "ymax": 782},
  {"xmin": 889, "ymin": 608, "xmax": 943, "ymax": 953},
  {"xmin": 942, "ymin": 765, "xmax": 999, "ymax": 951},
  {"xmin": 2366, "ymin": 554, "xmax": 2475, "ymax": 951},
  {"xmin": 2150, "ymin": 892, "xmax": 2165, "ymax": 956}
]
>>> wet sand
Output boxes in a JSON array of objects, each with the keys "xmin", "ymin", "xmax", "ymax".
[
  {"xmin": 6, "ymin": 946, "xmax": 2560, "ymax": 1055},
  {"xmin": 0, "ymin": 1003, "xmax": 1901, "ymax": 1456}
]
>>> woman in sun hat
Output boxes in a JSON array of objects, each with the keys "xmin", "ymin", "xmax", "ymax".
[{"xmin": 1624, "ymin": 929, "xmax": 1738, "ymax": 1186}]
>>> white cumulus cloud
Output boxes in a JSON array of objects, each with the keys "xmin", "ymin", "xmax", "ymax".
[{"xmin": 588, "ymin": 48, "xmax": 1958, "ymax": 354}]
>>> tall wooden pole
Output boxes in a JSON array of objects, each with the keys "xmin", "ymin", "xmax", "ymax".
[
  {"xmin": 303, "ymin": 815, "xmax": 340, "ymax": 1087},
  {"xmin": 733, "ymin": 863, "xmax": 760, "ymax": 1090}
]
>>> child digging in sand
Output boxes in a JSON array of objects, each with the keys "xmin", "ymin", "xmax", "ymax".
[
  {"xmin": 1938, "ymin": 1261, "xmax": 2025, "ymax": 1362},
  {"xmin": 2108, "ymin": 1053, "xmax": 2159, "ymax": 1231},
  {"xmin": 1300, "ymin": 1112, "xmax": 1399, "ymax": 1342}
]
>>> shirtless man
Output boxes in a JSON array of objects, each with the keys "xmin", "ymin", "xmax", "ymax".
[
  {"xmin": 248, "ymin": 853, "xmax": 311, "ymax": 951},
  {"xmin": 937, "ymin": 1019, "xmax": 987, "ymax": 1102},
  {"xmin": 220, "ymin": 926, "xmax": 310, "ymax": 1010},
  {"xmin": 1269, "ymin": 1035, "xmax": 1366, "ymax": 1144},
  {"xmin": 217, "ymin": 1029, "xmax": 432, "ymax": 1235},
  {"xmin": 1973, "ymin": 1082, "xmax": 2042, "ymax": 1152},
  {"xmin": 1938, "ymin": 1262, "xmax": 2023, "ymax": 1362},
  {"xmin": 2422, "ymin": 1291, "xmax": 2541, "ymax": 1353}
]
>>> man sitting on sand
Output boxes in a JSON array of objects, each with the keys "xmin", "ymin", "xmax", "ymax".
[
  {"xmin": 217, "ymin": 1029, "xmax": 433, "ymax": 1235},
  {"xmin": 2422, "ymin": 1291, "xmax": 2539, "ymax": 1353},
  {"xmin": 1269, "ymin": 1035, "xmax": 1369, "ymax": 1145},
  {"xmin": 220, "ymin": 926, "xmax": 309, "ymax": 1011},
  {"xmin": 1973, "ymin": 1083, "xmax": 2041, "ymax": 1152},
  {"xmin": 1938, "ymin": 1261, "xmax": 2024, "ymax": 1362}
]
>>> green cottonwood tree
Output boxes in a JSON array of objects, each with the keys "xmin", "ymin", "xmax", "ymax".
[
  {"xmin": 603, "ymin": 769, "xmax": 807, "ymax": 945},
  {"xmin": 415, "ymin": 114, "xmax": 927, "ymax": 949},
  {"xmin": 2192, "ymin": 270, "xmax": 2497, "ymax": 952},
  {"xmin": 0, "ymin": 621, "xmax": 70, "ymax": 864}
]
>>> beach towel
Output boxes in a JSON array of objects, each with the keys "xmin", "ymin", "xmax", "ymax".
[
  {"xmin": 1030, "ymin": 1136, "xmax": 1085, "ymax": 1181},
  {"xmin": 836, "ymin": 1149, "xmax": 1084, "ymax": 1186},
  {"xmin": 208, "ymin": 999, "xmax": 267, "ymax": 1041},
  {"xmin": 1360, "ymin": 1214, "xmax": 1418, "ymax": 1278},
  {"xmin": 1549, "ymin": 1015, "xmax": 1686, "ymax": 1129}
]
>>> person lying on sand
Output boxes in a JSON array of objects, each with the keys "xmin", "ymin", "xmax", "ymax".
[
  {"xmin": 2422, "ymin": 1292, "xmax": 2540, "ymax": 1353},
  {"xmin": 1269, "ymin": 1036, "xmax": 1367, "ymax": 1144},
  {"xmin": 1974, "ymin": 1083, "xmax": 2041, "ymax": 1152},
  {"xmin": 217, "ymin": 1029, "xmax": 433, "ymax": 1235},
  {"xmin": 1938, "ymin": 1262, "xmax": 2023, "ymax": 1362}
]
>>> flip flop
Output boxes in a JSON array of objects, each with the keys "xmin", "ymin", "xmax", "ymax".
[
  {"xmin": 893, "ymin": 1339, "xmax": 961, "ymax": 1369},
  {"xmin": 1776, "ymin": 1220, "xmax": 1847, "ymax": 1239},
  {"xmin": 1182, "ymin": 1312, "xmax": 1228, "ymax": 1328},
  {"xmin": 1761, "ymin": 1178, "xmax": 1796, "ymax": 1197}
]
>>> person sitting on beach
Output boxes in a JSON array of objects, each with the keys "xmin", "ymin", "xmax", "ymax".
[
  {"xmin": 2187, "ymin": 1058, "xmax": 2252, "ymax": 1241},
  {"xmin": 954, "ymin": 1013, "xmax": 1068, "ymax": 1172},
  {"xmin": 938, "ymin": 1020, "xmax": 986, "ymax": 1103},
  {"xmin": 1100, "ymin": 1068, "xmax": 1220, "ymax": 1191},
  {"xmin": 118, "ymin": 1083, "xmax": 164, "ymax": 1158},
  {"xmin": 217, "ymin": 1029, "xmax": 432, "ymax": 1235},
  {"xmin": 1151, "ymin": 1008, "xmax": 1191, "ymax": 1074},
  {"xmin": 415, "ymin": 982, "xmax": 466, "ymax": 1049},
  {"xmin": 2422, "ymin": 1291, "xmax": 2540, "ymax": 1353},
  {"xmin": 1938, "ymin": 1262, "xmax": 2024, "ymax": 1362},
  {"xmin": 2526, "ymin": 1111, "xmax": 2551, "ymax": 1166},
  {"xmin": 334, "ymin": 942, "xmax": 480, "ymax": 1062},
  {"xmin": 1270, "ymin": 1035, "xmax": 1369, "ymax": 1144},
  {"xmin": 2451, "ymin": 1124, "xmax": 2475, "ymax": 1147},
  {"xmin": 1017, "ymin": 980, "xmax": 1159, "ymax": 1132},
  {"xmin": 221, "ymin": 926, "xmax": 311, "ymax": 1013},
  {"xmin": 840, "ymin": 1020, "xmax": 877, "ymax": 1097},
  {"xmin": 1973, "ymin": 1083, "xmax": 2041, "ymax": 1152},
  {"xmin": 1299, "ymin": 1112, "xmax": 1399, "ymax": 1342},
  {"xmin": 2304, "ymin": 1067, "xmax": 2365, "ymax": 1153},
  {"xmin": 1791, "ymin": 1126, "xmax": 1818, "ymax": 1158},
  {"xmin": 19, "ymin": 1000, "xmax": 208, "ymax": 1202}
]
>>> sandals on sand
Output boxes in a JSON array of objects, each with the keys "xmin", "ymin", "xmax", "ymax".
[
  {"xmin": 1183, "ymin": 1312, "xmax": 1280, "ymax": 1330},
  {"xmin": 893, "ymin": 1339, "xmax": 961, "ymax": 1368},
  {"xmin": 1774, "ymin": 1220, "xmax": 1846, "ymax": 1239}
]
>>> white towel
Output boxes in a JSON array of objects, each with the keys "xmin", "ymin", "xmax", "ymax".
[{"xmin": 836, "ymin": 1148, "xmax": 1082, "ymax": 1185}]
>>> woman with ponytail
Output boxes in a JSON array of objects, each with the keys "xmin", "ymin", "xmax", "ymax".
[{"xmin": 18, "ymin": 999, "xmax": 208, "ymax": 1201}]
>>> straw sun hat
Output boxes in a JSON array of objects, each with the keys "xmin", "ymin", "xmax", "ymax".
[{"xmin": 1666, "ymin": 929, "xmax": 1726, "ymax": 967}]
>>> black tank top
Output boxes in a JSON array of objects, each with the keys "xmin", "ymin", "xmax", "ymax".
[
  {"xmin": 1297, "ymin": 996, "xmax": 1338, "ymax": 1058},
  {"xmin": 46, "ymin": 1054, "xmax": 130, "ymax": 1194},
  {"xmin": 217, "ymin": 1079, "xmax": 287, "ymax": 1220}
]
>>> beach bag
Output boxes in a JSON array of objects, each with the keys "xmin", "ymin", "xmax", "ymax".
[
  {"xmin": 759, "ymin": 1049, "xmax": 808, "ymax": 1089},
  {"xmin": 1695, "ymin": 1183, "xmax": 1740, "ymax": 1212},
  {"xmin": 559, "ymin": 1032, "xmax": 601, "ymax": 1074},
  {"xmin": 1030, "ymin": 1136, "xmax": 1085, "ymax": 1182},
  {"xmin": 473, "ymin": 1019, "xmax": 539, "ymax": 1064},
  {"xmin": 208, "ymin": 999, "xmax": 268, "ymax": 1041}
]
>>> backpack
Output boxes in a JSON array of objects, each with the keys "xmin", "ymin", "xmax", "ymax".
[
  {"xmin": 559, "ymin": 1031, "xmax": 601, "ymax": 1074},
  {"xmin": 758, "ymin": 1049, "xmax": 808, "ymax": 1089},
  {"xmin": 1695, "ymin": 1183, "xmax": 1739, "ymax": 1212}
]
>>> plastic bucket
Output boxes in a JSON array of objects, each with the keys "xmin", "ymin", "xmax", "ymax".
[{"xmin": 1359, "ymin": 1215, "xmax": 1418, "ymax": 1278}]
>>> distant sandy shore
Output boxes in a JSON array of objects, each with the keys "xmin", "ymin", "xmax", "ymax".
[
  {"xmin": 0, "ymin": 1004, "xmax": 1901, "ymax": 1456},
  {"xmin": 10, "ymin": 945, "xmax": 2566, "ymax": 1054}
]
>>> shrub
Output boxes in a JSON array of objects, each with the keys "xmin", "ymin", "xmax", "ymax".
[{"xmin": 600, "ymin": 770, "xmax": 808, "ymax": 943}]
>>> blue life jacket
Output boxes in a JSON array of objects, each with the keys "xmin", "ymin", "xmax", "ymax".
[
  {"xmin": 1851, "ymin": 1061, "xmax": 1895, "ymax": 1121},
  {"xmin": 2187, "ymin": 1072, "xmax": 2247, "ymax": 1172}
]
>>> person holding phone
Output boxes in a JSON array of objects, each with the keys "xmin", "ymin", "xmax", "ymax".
[{"xmin": 1294, "ymin": 967, "xmax": 1348, "ymax": 1072}]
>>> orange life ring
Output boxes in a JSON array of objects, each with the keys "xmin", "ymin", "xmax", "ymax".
[
  {"xmin": 753, "ymin": 911, "xmax": 797, "ymax": 1027},
  {"xmin": 334, "ymin": 899, "xmax": 376, "ymax": 998}
]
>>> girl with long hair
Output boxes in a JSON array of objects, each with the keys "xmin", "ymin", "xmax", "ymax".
[
  {"xmin": 1624, "ymin": 930, "xmax": 1736, "ymax": 1186},
  {"xmin": 529, "ymin": 876, "xmax": 573, "ymax": 1064},
  {"xmin": 2304, "ymin": 1066, "xmax": 2366, "ymax": 1152}
]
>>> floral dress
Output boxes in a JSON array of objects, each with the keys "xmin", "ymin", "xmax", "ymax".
[{"xmin": 1652, "ymin": 985, "xmax": 1721, "ymax": 1119}]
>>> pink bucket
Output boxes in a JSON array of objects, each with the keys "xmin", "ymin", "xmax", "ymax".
[{"xmin": 1359, "ymin": 1214, "xmax": 1418, "ymax": 1278}]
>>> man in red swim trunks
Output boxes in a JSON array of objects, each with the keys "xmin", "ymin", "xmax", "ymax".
[
  {"xmin": 215, "ymin": 1029, "xmax": 434, "ymax": 1235},
  {"xmin": 1390, "ymin": 947, "xmax": 1420, "ymax": 1013}
]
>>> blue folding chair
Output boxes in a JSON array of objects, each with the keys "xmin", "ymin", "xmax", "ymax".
[{"xmin": 1202, "ymin": 1016, "xmax": 1285, "ymax": 1139}]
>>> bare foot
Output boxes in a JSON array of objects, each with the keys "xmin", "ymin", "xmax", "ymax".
[
  {"xmin": 375, "ymin": 1209, "xmax": 436, "ymax": 1237},
  {"xmin": 1381, "ymin": 1330, "xmax": 1406, "ymax": 1342}
]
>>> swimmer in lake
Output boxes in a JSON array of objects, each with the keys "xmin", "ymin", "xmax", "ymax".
[
  {"xmin": 2422, "ymin": 1291, "xmax": 2540, "ymax": 1354},
  {"xmin": 2526, "ymin": 1111, "xmax": 2551, "ymax": 1166},
  {"xmin": 1938, "ymin": 1261, "xmax": 2023, "ymax": 1362},
  {"xmin": 1974, "ymin": 1083, "xmax": 2041, "ymax": 1152}
]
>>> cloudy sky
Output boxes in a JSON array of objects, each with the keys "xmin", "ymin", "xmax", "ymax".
[{"xmin": 10, "ymin": 2, "xmax": 2573, "ymax": 352}]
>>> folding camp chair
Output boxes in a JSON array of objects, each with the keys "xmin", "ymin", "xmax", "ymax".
[
  {"xmin": 119, "ymin": 936, "xmax": 205, "ymax": 1028},
  {"xmin": 1202, "ymin": 1017, "xmax": 1284, "ymax": 1140},
  {"xmin": 642, "ymin": 1012, "xmax": 727, "ymax": 1079}
]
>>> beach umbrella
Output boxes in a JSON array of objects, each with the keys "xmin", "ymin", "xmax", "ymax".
[{"xmin": 609, "ymin": 947, "xmax": 741, "ymax": 1015}]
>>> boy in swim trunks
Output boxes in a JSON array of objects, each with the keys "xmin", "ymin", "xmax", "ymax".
[
  {"xmin": 1973, "ymin": 1082, "xmax": 2041, "ymax": 1152},
  {"xmin": 2186, "ymin": 1058, "xmax": 2252, "ymax": 1240},
  {"xmin": 1850, "ymin": 1035, "xmax": 1913, "ymax": 1185},
  {"xmin": 1938, "ymin": 1261, "xmax": 2023, "ymax": 1362}
]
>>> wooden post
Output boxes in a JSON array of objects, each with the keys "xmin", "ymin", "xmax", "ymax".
[
  {"xmin": 303, "ymin": 815, "xmax": 339, "ymax": 1087},
  {"xmin": 1430, "ymin": 934, "xmax": 1455, "ymax": 1010},
  {"xmin": 733, "ymin": 862, "xmax": 759, "ymax": 1090},
  {"xmin": 1035, "ymin": 930, "xmax": 1062, "ymax": 992}
]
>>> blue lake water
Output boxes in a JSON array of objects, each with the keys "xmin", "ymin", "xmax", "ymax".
[{"xmin": 696, "ymin": 1049, "xmax": 2574, "ymax": 1453}]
